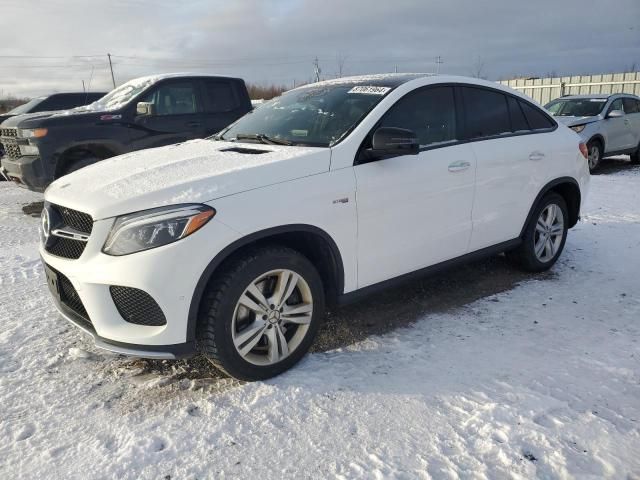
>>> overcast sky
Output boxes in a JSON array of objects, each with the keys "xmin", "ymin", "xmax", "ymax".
[{"xmin": 1, "ymin": 0, "xmax": 639, "ymax": 98}]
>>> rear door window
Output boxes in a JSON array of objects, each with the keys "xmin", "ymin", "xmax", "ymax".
[
  {"xmin": 461, "ymin": 87, "xmax": 511, "ymax": 139},
  {"xmin": 202, "ymin": 80, "xmax": 238, "ymax": 112},
  {"xmin": 519, "ymin": 101, "xmax": 555, "ymax": 130},
  {"xmin": 623, "ymin": 98, "xmax": 639, "ymax": 114}
]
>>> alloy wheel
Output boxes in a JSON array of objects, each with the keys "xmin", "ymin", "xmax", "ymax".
[
  {"xmin": 588, "ymin": 145, "xmax": 600, "ymax": 170},
  {"xmin": 231, "ymin": 269, "xmax": 313, "ymax": 366},
  {"xmin": 534, "ymin": 203, "xmax": 565, "ymax": 263}
]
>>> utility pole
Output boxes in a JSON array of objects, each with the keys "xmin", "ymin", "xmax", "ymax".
[
  {"xmin": 313, "ymin": 57, "xmax": 321, "ymax": 83},
  {"xmin": 107, "ymin": 53, "xmax": 116, "ymax": 88},
  {"xmin": 435, "ymin": 56, "xmax": 443, "ymax": 74},
  {"xmin": 82, "ymin": 80, "xmax": 86, "ymax": 92},
  {"xmin": 394, "ymin": 65, "xmax": 398, "ymax": 73}
]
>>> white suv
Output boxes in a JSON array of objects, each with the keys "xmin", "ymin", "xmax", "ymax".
[{"xmin": 41, "ymin": 74, "xmax": 590, "ymax": 380}]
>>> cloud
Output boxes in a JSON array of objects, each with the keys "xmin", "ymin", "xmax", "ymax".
[{"xmin": 1, "ymin": 0, "xmax": 639, "ymax": 97}]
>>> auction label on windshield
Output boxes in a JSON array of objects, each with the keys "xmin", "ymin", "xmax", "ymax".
[{"xmin": 348, "ymin": 86, "xmax": 391, "ymax": 95}]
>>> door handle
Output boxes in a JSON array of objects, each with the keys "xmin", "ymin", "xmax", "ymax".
[
  {"xmin": 529, "ymin": 151, "xmax": 545, "ymax": 161},
  {"xmin": 448, "ymin": 161, "xmax": 471, "ymax": 172}
]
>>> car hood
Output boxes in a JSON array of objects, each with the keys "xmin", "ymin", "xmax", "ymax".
[
  {"xmin": 0, "ymin": 111, "xmax": 58, "ymax": 128},
  {"xmin": 0, "ymin": 114, "xmax": 15, "ymax": 125},
  {"xmin": 45, "ymin": 139, "xmax": 331, "ymax": 220},
  {"xmin": 554, "ymin": 115, "xmax": 601, "ymax": 127}
]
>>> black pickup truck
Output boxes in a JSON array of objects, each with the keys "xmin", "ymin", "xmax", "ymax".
[
  {"xmin": 1, "ymin": 74, "xmax": 252, "ymax": 191},
  {"xmin": 0, "ymin": 92, "xmax": 106, "ymax": 165}
]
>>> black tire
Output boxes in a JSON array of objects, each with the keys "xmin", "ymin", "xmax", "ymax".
[
  {"xmin": 198, "ymin": 245, "xmax": 325, "ymax": 381},
  {"xmin": 507, "ymin": 193, "xmax": 569, "ymax": 272},
  {"xmin": 62, "ymin": 156, "xmax": 99, "ymax": 176},
  {"xmin": 586, "ymin": 139, "xmax": 603, "ymax": 172},
  {"xmin": 630, "ymin": 143, "xmax": 640, "ymax": 164}
]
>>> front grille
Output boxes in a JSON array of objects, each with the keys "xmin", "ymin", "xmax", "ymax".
[
  {"xmin": 55, "ymin": 205, "xmax": 93, "ymax": 235},
  {"xmin": 2, "ymin": 141, "xmax": 20, "ymax": 159},
  {"xmin": 110, "ymin": 286, "xmax": 167, "ymax": 326},
  {"xmin": 44, "ymin": 204, "xmax": 93, "ymax": 260},
  {"xmin": 47, "ymin": 237, "xmax": 87, "ymax": 259},
  {"xmin": 1, "ymin": 128, "xmax": 17, "ymax": 138},
  {"xmin": 47, "ymin": 264, "xmax": 91, "ymax": 325}
]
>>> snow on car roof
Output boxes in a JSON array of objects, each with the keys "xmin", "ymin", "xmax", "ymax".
[{"xmin": 293, "ymin": 73, "xmax": 435, "ymax": 90}]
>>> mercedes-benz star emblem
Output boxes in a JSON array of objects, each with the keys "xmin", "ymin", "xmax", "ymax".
[{"xmin": 41, "ymin": 206, "xmax": 51, "ymax": 241}]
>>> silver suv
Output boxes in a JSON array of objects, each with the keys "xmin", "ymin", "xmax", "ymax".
[{"xmin": 545, "ymin": 94, "xmax": 640, "ymax": 171}]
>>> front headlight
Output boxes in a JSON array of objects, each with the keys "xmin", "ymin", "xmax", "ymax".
[
  {"xmin": 102, "ymin": 204, "xmax": 215, "ymax": 256},
  {"xmin": 19, "ymin": 128, "xmax": 48, "ymax": 139},
  {"xmin": 570, "ymin": 124, "xmax": 586, "ymax": 133}
]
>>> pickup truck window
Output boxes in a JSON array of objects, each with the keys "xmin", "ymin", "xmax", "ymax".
[
  {"xmin": 7, "ymin": 97, "xmax": 46, "ymax": 115},
  {"xmin": 220, "ymin": 84, "xmax": 387, "ymax": 147},
  {"xmin": 141, "ymin": 82, "xmax": 201, "ymax": 115},
  {"xmin": 203, "ymin": 80, "xmax": 237, "ymax": 112},
  {"xmin": 378, "ymin": 86, "xmax": 457, "ymax": 147}
]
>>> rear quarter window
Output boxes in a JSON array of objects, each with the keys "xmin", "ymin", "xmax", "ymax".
[{"xmin": 519, "ymin": 101, "xmax": 555, "ymax": 130}]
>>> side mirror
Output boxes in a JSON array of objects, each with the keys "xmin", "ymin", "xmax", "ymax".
[
  {"xmin": 136, "ymin": 102, "xmax": 155, "ymax": 116},
  {"xmin": 607, "ymin": 109, "xmax": 625, "ymax": 119},
  {"xmin": 371, "ymin": 127, "xmax": 419, "ymax": 156}
]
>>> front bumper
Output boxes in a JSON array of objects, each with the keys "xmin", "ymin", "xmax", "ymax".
[
  {"xmin": 1, "ymin": 154, "xmax": 50, "ymax": 191},
  {"xmin": 41, "ymin": 213, "xmax": 240, "ymax": 359}
]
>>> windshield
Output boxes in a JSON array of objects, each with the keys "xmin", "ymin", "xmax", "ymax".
[
  {"xmin": 545, "ymin": 98, "xmax": 607, "ymax": 117},
  {"xmin": 7, "ymin": 97, "xmax": 46, "ymax": 115},
  {"xmin": 77, "ymin": 77, "xmax": 157, "ymax": 112},
  {"xmin": 219, "ymin": 84, "xmax": 392, "ymax": 147}
]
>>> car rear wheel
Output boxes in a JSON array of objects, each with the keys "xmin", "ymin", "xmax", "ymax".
[
  {"xmin": 507, "ymin": 193, "xmax": 568, "ymax": 272},
  {"xmin": 587, "ymin": 140, "xmax": 602, "ymax": 171},
  {"xmin": 198, "ymin": 245, "xmax": 325, "ymax": 381}
]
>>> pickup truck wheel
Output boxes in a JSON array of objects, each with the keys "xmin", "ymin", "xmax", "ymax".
[
  {"xmin": 62, "ymin": 156, "xmax": 99, "ymax": 176},
  {"xmin": 586, "ymin": 140, "xmax": 602, "ymax": 172},
  {"xmin": 198, "ymin": 245, "xmax": 325, "ymax": 381},
  {"xmin": 507, "ymin": 193, "xmax": 568, "ymax": 272},
  {"xmin": 630, "ymin": 143, "xmax": 640, "ymax": 164}
]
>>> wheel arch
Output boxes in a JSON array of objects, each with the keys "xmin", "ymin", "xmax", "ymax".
[
  {"xmin": 186, "ymin": 224, "xmax": 345, "ymax": 342},
  {"xmin": 587, "ymin": 134, "xmax": 605, "ymax": 152},
  {"xmin": 520, "ymin": 177, "xmax": 582, "ymax": 236},
  {"xmin": 54, "ymin": 143, "xmax": 120, "ymax": 178}
]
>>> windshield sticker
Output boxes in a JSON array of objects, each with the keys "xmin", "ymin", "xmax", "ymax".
[
  {"xmin": 348, "ymin": 86, "xmax": 391, "ymax": 95},
  {"xmin": 291, "ymin": 129, "xmax": 308, "ymax": 137},
  {"xmin": 589, "ymin": 99, "xmax": 607, "ymax": 102}
]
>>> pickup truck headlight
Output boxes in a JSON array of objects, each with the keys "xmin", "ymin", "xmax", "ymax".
[
  {"xmin": 102, "ymin": 204, "xmax": 215, "ymax": 256},
  {"xmin": 570, "ymin": 124, "xmax": 586, "ymax": 133},
  {"xmin": 19, "ymin": 128, "xmax": 48, "ymax": 139}
]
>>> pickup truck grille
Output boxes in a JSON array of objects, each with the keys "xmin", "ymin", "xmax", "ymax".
[
  {"xmin": 1, "ymin": 128, "xmax": 18, "ymax": 138},
  {"xmin": 44, "ymin": 203, "xmax": 94, "ymax": 260},
  {"xmin": 0, "ymin": 128, "xmax": 20, "ymax": 159},
  {"xmin": 3, "ymin": 141, "xmax": 20, "ymax": 159}
]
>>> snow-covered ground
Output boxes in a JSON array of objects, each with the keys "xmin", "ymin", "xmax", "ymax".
[{"xmin": 1, "ymin": 161, "xmax": 639, "ymax": 479}]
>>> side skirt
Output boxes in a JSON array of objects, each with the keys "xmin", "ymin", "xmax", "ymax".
[{"xmin": 337, "ymin": 238, "xmax": 522, "ymax": 307}]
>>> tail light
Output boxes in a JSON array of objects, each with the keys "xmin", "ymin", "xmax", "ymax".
[{"xmin": 579, "ymin": 142, "xmax": 588, "ymax": 160}]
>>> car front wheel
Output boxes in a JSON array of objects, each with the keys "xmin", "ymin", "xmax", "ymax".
[
  {"xmin": 587, "ymin": 140, "xmax": 602, "ymax": 171},
  {"xmin": 507, "ymin": 193, "xmax": 569, "ymax": 272},
  {"xmin": 198, "ymin": 245, "xmax": 325, "ymax": 381}
]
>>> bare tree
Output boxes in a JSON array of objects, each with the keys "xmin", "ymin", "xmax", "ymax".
[
  {"xmin": 624, "ymin": 62, "xmax": 637, "ymax": 73},
  {"xmin": 471, "ymin": 57, "xmax": 487, "ymax": 79},
  {"xmin": 336, "ymin": 53, "xmax": 348, "ymax": 78}
]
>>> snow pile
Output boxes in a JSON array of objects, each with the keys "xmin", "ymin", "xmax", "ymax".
[{"xmin": 1, "ymin": 161, "xmax": 639, "ymax": 479}]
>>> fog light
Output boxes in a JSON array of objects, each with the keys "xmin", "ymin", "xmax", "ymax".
[{"xmin": 19, "ymin": 144, "xmax": 39, "ymax": 156}]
